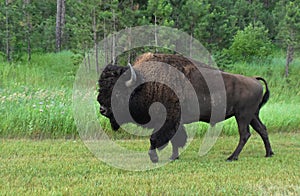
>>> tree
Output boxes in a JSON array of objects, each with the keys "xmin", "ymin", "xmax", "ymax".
[
  {"xmin": 55, "ymin": 0, "xmax": 66, "ymax": 52},
  {"xmin": 169, "ymin": 0, "xmax": 185, "ymax": 28},
  {"xmin": 0, "ymin": 0, "xmax": 291, "ymax": 60},
  {"xmin": 5, "ymin": 0, "xmax": 11, "ymax": 62},
  {"xmin": 28, "ymin": 1, "xmax": 56, "ymax": 53},
  {"xmin": 23, "ymin": 0, "xmax": 31, "ymax": 61},
  {"xmin": 277, "ymin": 0, "xmax": 300, "ymax": 77},
  {"xmin": 206, "ymin": 0, "xmax": 237, "ymax": 50},
  {"xmin": 146, "ymin": 0, "xmax": 174, "ymax": 51},
  {"xmin": 226, "ymin": 22, "xmax": 273, "ymax": 63},
  {"xmin": 3, "ymin": 0, "xmax": 23, "ymax": 61},
  {"xmin": 147, "ymin": 0, "xmax": 174, "ymax": 27},
  {"xmin": 179, "ymin": 0, "xmax": 209, "ymax": 36}
]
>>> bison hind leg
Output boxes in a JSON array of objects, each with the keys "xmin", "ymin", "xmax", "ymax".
[
  {"xmin": 227, "ymin": 116, "xmax": 251, "ymax": 161},
  {"xmin": 250, "ymin": 116, "xmax": 274, "ymax": 157}
]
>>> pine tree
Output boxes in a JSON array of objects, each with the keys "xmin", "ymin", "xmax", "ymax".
[
  {"xmin": 277, "ymin": 0, "xmax": 300, "ymax": 77},
  {"xmin": 23, "ymin": 0, "xmax": 31, "ymax": 61},
  {"xmin": 56, "ymin": 0, "xmax": 66, "ymax": 52}
]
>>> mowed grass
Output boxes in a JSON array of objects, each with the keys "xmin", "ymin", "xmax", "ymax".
[{"xmin": 0, "ymin": 132, "xmax": 299, "ymax": 195}]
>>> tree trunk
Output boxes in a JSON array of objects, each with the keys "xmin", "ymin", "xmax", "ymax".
[
  {"xmin": 129, "ymin": 0, "xmax": 138, "ymax": 56},
  {"xmin": 264, "ymin": 0, "xmax": 269, "ymax": 8},
  {"xmin": 127, "ymin": 27, "xmax": 132, "ymax": 64},
  {"xmin": 87, "ymin": 50, "xmax": 91, "ymax": 71},
  {"xmin": 154, "ymin": 14, "xmax": 158, "ymax": 53},
  {"xmin": 111, "ymin": 9, "xmax": 116, "ymax": 64},
  {"xmin": 189, "ymin": 33, "xmax": 193, "ymax": 58},
  {"xmin": 285, "ymin": 44, "xmax": 294, "ymax": 77},
  {"xmin": 56, "ymin": 0, "xmax": 62, "ymax": 52},
  {"xmin": 92, "ymin": 8, "xmax": 99, "ymax": 74},
  {"xmin": 56, "ymin": 0, "xmax": 65, "ymax": 52},
  {"xmin": 61, "ymin": 0, "xmax": 65, "ymax": 40},
  {"xmin": 111, "ymin": 33, "xmax": 116, "ymax": 64},
  {"xmin": 23, "ymin": 0, "xmax": 31, "ymax": 61},
  {"xmin": 130, "ymin": 0, "xmax": 134, "ymax": 10},
  {"xmin": 5, "ymin": 0, "xmax": 11, "ymax": 62},
  {"xmin": 103, "ymin": 18, "xmax": 108, "ymax": 66}
]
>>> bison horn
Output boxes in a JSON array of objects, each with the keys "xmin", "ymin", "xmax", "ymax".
[{"xmin": 125, "ymin": 63, "xmax": 137, "ymax": 87}]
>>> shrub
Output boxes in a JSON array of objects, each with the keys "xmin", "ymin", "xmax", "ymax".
[{"xmin": 226, "ymin": 23, "xmax": 274, "ymax": 63}]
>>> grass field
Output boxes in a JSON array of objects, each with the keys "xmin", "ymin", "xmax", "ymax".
[{"xmin": 0, "ymin": 132, "xmax": 299, "ymax": 195}]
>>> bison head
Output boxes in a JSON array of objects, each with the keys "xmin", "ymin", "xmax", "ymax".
[{"xmin": 97, "ymin": 63, "xmax": 137, "ymax": 130}]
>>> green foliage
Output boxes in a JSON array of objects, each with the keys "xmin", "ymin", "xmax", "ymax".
[
  {"xmin": 179, "ymin": 0, "xmax": 210, "ymax": 40},
  {"xmin": 147, "ymin": 0, "xmax": 174, "ymax": 26},
  {"xmin": 0, "ymin": 0, "xmax": 298, "ymax": 59},
  {"xmin": 226, "ymin": 23, "xmax": 274, "ymax": 63},
  {"xmin": 1, "ymin": 52, "xmax": 300, "ymax": 138},
  {"xmin": 276, "ymin": 0, "xmax": 300, "ymax": 47}
]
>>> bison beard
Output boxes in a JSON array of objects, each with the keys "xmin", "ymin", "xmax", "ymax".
[{"xmin": 97, "ymin": 53, "xmax": 274, "ymax": 163}]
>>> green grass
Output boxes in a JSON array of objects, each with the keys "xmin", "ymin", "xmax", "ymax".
[
  {"xmin": 0, "ymin": 51, "xmax": 77, "ymax": 138},
  {"xmin": 0, "ymin": 51, "xmax": 299, "ymax": 138},
  {"xmin": 0, "ymin": 132, "xmax": 299, "ymax": 195},
  {"xmin": 227, "ymin": 56, "xmax": 300, "ymax": 103}
]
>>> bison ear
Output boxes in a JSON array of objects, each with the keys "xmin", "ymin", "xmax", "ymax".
[{"xmin": 125, "ymin": 63, "xmax": 137, "ymax": 87}]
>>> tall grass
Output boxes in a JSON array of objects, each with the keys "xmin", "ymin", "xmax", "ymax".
[
  {"xmin": 0, "ymin": 51, "xmax": 299, "ymax": 138},
  {"xmin": 0, "ymin": 51, "xmax": 77, "ymax": 138},
  {"xmin": 227, "ymin": 57, "xmax": 300, "ymax": 104}
]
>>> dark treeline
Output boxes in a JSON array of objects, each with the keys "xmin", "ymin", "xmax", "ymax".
[{"xmin": 0, "ymin": 0, "xmax": 299, "ymax": 69}]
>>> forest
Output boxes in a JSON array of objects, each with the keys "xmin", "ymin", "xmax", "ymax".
[{"xmin": 1, "ymin": 0, "xmax": 300, "ymax": 70}]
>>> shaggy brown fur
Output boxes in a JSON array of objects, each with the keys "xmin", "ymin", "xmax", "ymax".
[{"xmin": 98, "ymin": 53, "xmax": 274, "ymax": 162}]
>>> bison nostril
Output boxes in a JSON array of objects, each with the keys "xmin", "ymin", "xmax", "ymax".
[{"xmin": 100, "ymin": 106, "xmax": 107, "ymax": 115}]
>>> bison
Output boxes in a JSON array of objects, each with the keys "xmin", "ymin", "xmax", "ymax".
[{"xmin": 97, "ymin": 53, "xmax": 274, "ymax": 163}]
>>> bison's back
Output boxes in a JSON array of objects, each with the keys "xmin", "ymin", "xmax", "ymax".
[{"xmin": 133, "ymin": 53, "xmax": 215, "ymax": 123}]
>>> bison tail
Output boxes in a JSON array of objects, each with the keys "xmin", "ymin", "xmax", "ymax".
[{"xmin": 256, "ymin": 77, "xmax": 270, "ymax": 108}]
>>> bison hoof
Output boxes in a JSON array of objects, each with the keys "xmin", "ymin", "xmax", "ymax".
[
  {"xmin": 169, "ymin": 154, "xmax": 179, "ymax": 161},
  {"xmin": 148, "ymin": 150, "xmax": 158, "ymax": 163},
  {"xmin": 266, "ymin": 151, "xmax": 274, "ymax": 157},
  {"xmin": 227, "ymin": 156, "xmax": 238, "ymax": 162},
  {"xmin": 169, "ymin": 153, "xmax": 179, "ymax": 161}
]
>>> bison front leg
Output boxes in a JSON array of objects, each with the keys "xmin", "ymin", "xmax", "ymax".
[
  {"xmin": 148, "ymin": 134, "xmax": 159, "ymax": 163},
  {"xmin": 170, "ymin": 125, "xmax": 187, "ymax": 161},
  {"xmin": 148, "ymin": 122, "xmax": 179, "ymax": 163},
  {"xmin": 170, "ymin": 145, "xmax": 179, "ymax": 161},
  {"xmin": 148, "ymin": 148, "xmax": 158, "ymax": 163}
]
